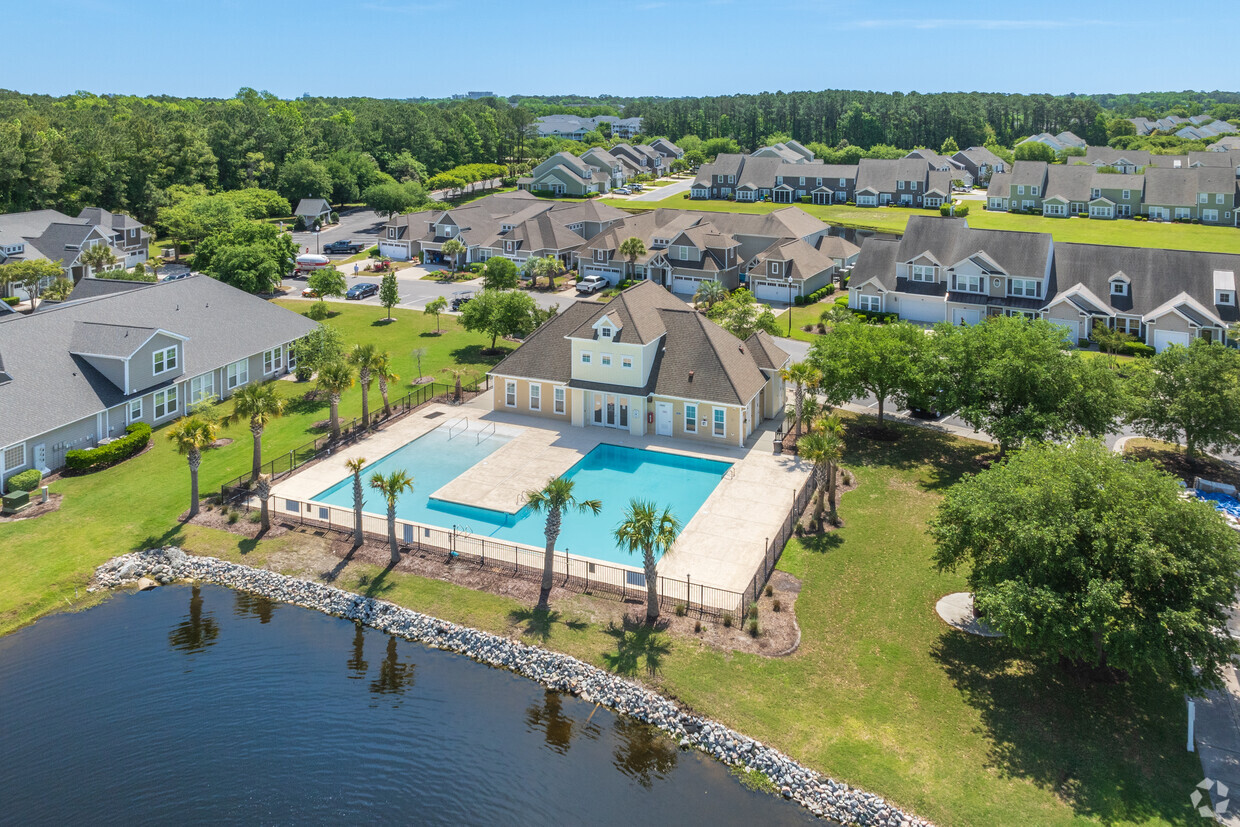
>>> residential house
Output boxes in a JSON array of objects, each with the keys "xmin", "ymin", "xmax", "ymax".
[
  {"xmin": 294, "ymin": 198, "xmax": 333, "ymax": 228},
  {"xmin": 854, "ymin": 158, "xmax": 953, "ymax": 208},
  {"xmin": 520, "ymin": 151, "xmax": 611, "ymax": 196},
  {"xmin": 904, "ymin": 150, "xmax": 974, "ymax": 188},
  {"xmin": 751, "ymin": 141, "xmax": 816, "ymax": 164},
  {"xmin": 78, "ymin": 208, "xmax": 150, "ymax": 270},
  {"xmin": 0, "ymin": 275, "xmax": 316, "ymax": 489},
  {"xmin": 488, "ymin": 281, "xmax": 789, "ymax": 448},
  {"xmin": 1143, "ymin": 166, "xmax": 1239, "ymax": 225},
  {"xmin": 847, "ymin": 215, "xmax": 1240, "ymax": 352},
  {"xmin": 1017, "ymin": 131, "xmax": 1086, "ymax": 153},
  {"xmin": 1080, "ymin": 147, "xmax": 1152, "ymax": 174},
  {"xmin": 533, "ymin": 115, "xmax": 643, "ymax": 140},
  {"xmin": 1209, "ymin": 136, "xmax": 1240, "ymax": 152},
  {"xmin": 690, "ymin": 153, "xmax": 746, "ymax": 199},
  {"xmin": 0, "ymin": 207, "xmax": 150, "ymax": 290},
  {"xmin": 952, "ymin": 146, "xmax": 1007, "ymax": 184},
  {"xmin": 648, "ymin": 138, "xmax": 684, "ymax": 161},
  {"xmin": 609, "ymin": 143, "xmax": 665, "ymax": 177}
]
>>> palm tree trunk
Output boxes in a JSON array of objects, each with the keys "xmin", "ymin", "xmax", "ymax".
[
  {"xmin": 256, "ymin": 476, "xmax": 271, "ymax": 533},
  {"xmin": 827, "ymin": 461, "xmax": 839, "ymax": 525},
  {"xmin": 250, "ymin": 420, "xmax": 263, "ymax": 482},
  {"xmin": 360, "ymin": 369, "xmax": 371, "ymax": 428},
  {"xmin": 538, "ymin": 508, "xmax": 561, "ymax": 608},
  {"xmin": 188, "ymin": 449, "xmax": 201, "ymax": 518},
  {"xmin": 352, "ymin": 474, "xmax": 364, "ymax": 548},
  {"xmin": 379, "ymin": 377, "xmax": 391, "ymax": 417},
  {"xmin": 330, "ymin": 394, "xmax": 341, "ymax": 441},
  {"xmin": 794, "ymin": 385, "xmax": 804, "ymax": 437},
  {"xmin": 387, "ymin": 502, "xmax": 399, "ymax": 565},
  {"xmin": 644, "ymin": 547, "xmax": 660, "ymax": 621},
  {"xmin": 813, "ymin": 464, "xmax": 825, "ymax": 525}
]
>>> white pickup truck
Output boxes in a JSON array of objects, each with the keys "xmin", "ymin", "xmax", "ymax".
[{"xmin": 577, "ymin": 275, "xmax": 609, "ymax": 294}]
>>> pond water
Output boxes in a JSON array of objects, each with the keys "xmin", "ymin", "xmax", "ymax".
[{"xmin": 0, "ymin": 585, "xmax": 821, "ymax": 825}]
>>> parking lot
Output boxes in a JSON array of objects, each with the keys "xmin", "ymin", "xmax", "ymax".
[{"xmin": 289, "ymin": 208, "xmax": 386, "ymax": 260}]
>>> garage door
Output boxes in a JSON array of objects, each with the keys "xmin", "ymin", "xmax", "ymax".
[
  {"xmin": 1152, "ymin": 329, "xmax": 1191, "ymax": 353},
  {"xmin": 752, "ymin": 279, "xmax": 794, "ymax": 302},
  {"xmin": 950, "ymin": 307, "xmax": 981, "ymax": 326},
  {"xmin": 898, "ymin": 296, "xmax": 945, "ymax": 324},
  {"xmin": 671, "ymin": 275, "xmax": 704, "ymax": 295},
  {"xmin": 582, "ymin": 265, "xmax": 621, "ymax": 285},
  {"xmin": 378, "ymin": 242, "xmax": 410, "ymax": 261}
]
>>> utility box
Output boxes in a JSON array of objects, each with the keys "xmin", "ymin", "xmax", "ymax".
[{"xmin": 2, "ymin": 490, "xmax": 31, "ymax": 515}]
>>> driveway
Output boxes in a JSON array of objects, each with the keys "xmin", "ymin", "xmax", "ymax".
[
  {"xmin": 626, "ymin": 178, "xmax": 694, "ymax": 202},
  {"xmin": 289, "ymin": 208, "xmax": 386, "ymax": 259}
]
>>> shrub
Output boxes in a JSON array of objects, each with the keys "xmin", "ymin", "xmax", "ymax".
[
  {"xmin": 2, "ymin": 296, "xmax": 18, "ymax": 306},
  {"xmin": 295, "ymin": 365, "xmax": 313, "ymax": 381},
  {"xmin": 7, "ymin": 469, "xmax": 41, "ymax": 492},
  {"xmin": 794, "ymin": 522, "xmax": 805, "ymax": 536},
  {"xmin": 682, "ymin": 193, "xmax": 690, "ymax": 199},
  {"xmin": 694, "ymin": 620, "xmax": 702, "ymax": 633},
  {"xmin": 674, "ymin": 603, "xmax": 687, "ymax": 617},
  {"xmin": 722, "ymin": 613, "xmax": 733, "ymax": 628},
  {"xmin": 227, "ymin": 510, "xmax": 240, "ymax": 524},
  {"xmin": 955, "ymin": 204, "xmax": 970, "ymax": 217},
  {"xmin": 834, "ymin": 294, "xmax": 850, "ymax": 307},
  {"xmin": 64, "ymin": 423, "xmax": 152, "ymax": 472},
  {"xmin": 799, "ymin": 196, "xmax": 812, "ymax": 204},
  {"xmin": 1077, "ymin": 337, "xmax": 1091, "ymax": 349},
  {"xmin": 247, "ymin": 511, "xmax": 261, "ymax": 524},
  {"xmin": 1119, "ymin": 341, "xmax": 1156, "ymax": 358},
  {"xmin": 468, "ymin": 262, "xmax": 484, "ymax": 274},
  {"xmin": 1077, "ymin": 212, "xmax": 1089, "ymax": 219},
  {"xmin": 747, "ymin": 602, "xmax": 759, "ymax": 620},
  {"xmin": 292, "ymin": 215, "xmax": 307, "ymax": 232},
  {"xmin": 306, "ymin": 301, "xmax": 330, "ymax": 320},
  {"xmin": 801, "ymin": 324, "xmax": 814, "ymax": 332},
  {"xmin": 793, "ymin": 294, "xmax": 806, "ymax": 306},
  {"xmin": 853, "ymin": 309, "xmax": 899, "ymax": 324},
  {"xmin": 747, "ymin": 619, "xmax": 760, "ymax": 637},
  {"xmin": 772, "ymin": 599, "xmax": 782, "ymax": 613},
  {"xmin": 764, "ymin": 583, "xmax": 774, "ymax": 597}
]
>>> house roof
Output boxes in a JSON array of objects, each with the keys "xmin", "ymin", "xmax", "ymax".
[
  {"xmin": 0, "ymin": 275, "xmax": 317, "ymax": 449},
  {"xmin": 898, "ymin": 216, "xmax": 1053, "ymax": 277},
  {"xmin": 743, "ymin": 330, "xmax": 791, "ymax": 373},
  {"xmin": 69, "ymin": 322, "xmax": 165, "ymax": 358},
  {"xmin": 65, "ymin": 277, "xmax": 153, "ymax": 303},
  {"xmin": 294, "ymin": 198, "xmax": 331, "ymax": 217},
  {"xmin": 954, "ymin": 146, "xmax": 1004, "ymax": 167},
  {"xmin": 814, "ymin": 235, "xmax": 861, "ymax": 261},
  {"xmin": 567, "ymin": 278, "xmax": 687, "ymax": 344},
  {"xmin": 488, "ymin": 301, "xmax": 596, "ymax": 383}
]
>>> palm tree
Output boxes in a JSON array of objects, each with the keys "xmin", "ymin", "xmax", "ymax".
[
  {"xmin": 693, "ymin": 279, "xmax": 728, "ymax": 311},
  {"xmin": 619, "ymin": 236, "xmax": 646, "ymax": 282},
  {"xmin": 374, "ymin": 352, "xmax": 398, "ymax": 418},
  {"xmin": 346, "ymin": 456, "xmax": 366, "ymax": 547},
  {"xmin": 166, "ymin": 415, "xmax": 219, "ymax": 518},
  {"xmin": 780, "ymin": 361, "xmax": 821, "ymax": 438},
  {"xmin": 801, "ymin": 414, "xmax": 845, "ymax": 526},
  {"xmin": 370, "ymin": 470, "xmax": 415, "ymax": 565},
  {"xmin": 228, "ymin": 381, "xmax": 286, "ymax": 483},
  {"xmin": 80, "ymin": 243, "xmax": 119, "ymax": 277},
  {"xmin": 315, "ymin": 359, "xmax": 354, "ymax": 441},
  {"xmin": 524, "ymin": 477, "xmax": 602, "ymax": 609},
  {"xmin": 439, "ymin": 366, "xmax": 473, "ymax": 403},
  {"xmin": 531, "ymin": 255, "xmax": 561, "ymax": 290},
  {"xmin": 348, "ymin": 343, "xmax": 380, "ymax": 428},
  {"xmin": 440, "ymin": 237, "xmax": 466, "ymax": 272},
  {"xmin": 255, "ymin": 472, "xmax": 273, "ymax": 533},
  {"xmin": 613, "ymin": 499, "xmax": 682, "ymax": 622},
  {"xmin": 423, "ymin": 297, "xmax": 446, "ymax": 333}
]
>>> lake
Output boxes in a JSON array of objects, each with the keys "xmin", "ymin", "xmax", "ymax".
[{"xmin": 0, "ymin": 584, "xmax": 821, "ymax": 825}]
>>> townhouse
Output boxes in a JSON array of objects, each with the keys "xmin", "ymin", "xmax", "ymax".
[
  {"xmin": 0, "ymin": 207, "xmax": 150, "ymax": 289},
  {"xmin": 847, "ymin": 216, "xmax": 1240, "ymax": 352},
  {"xmin": 534, "ymin": 115, "xmax": 643, "ymax": 140},
  {"xmin": 854, "ymin": 158, "xmax": 954, "ymax": 208},
  {"xmin": 1129, "ymin": 114, "xmax": 1237, "ymax": 140},
  {"xmin": 0, "ymin": 275, "xmax": 315, "ymax": 487},
  {"xmin": 1143, "ymin": 166, "xmax": 1238, "ymax": 224},
  {"xmin": 1017, "ymin": 131, "xmax": 1086, "ymax": 153},
  {"xmin": 488, "ymin": 280, "xmax": 790, "ymax": 449},
  {"xmin": 377, "ymin": 191, "xmax": 628, "ymax": 268},
  {"xmin": 904, "ymin": 149, "xmax": 974, "ymax": 188},
  {"xmin": 952, "ymin": 146, "xmax": 1006, "ymax": 184}
]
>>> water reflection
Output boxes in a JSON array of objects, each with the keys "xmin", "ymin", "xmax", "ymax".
[
  {"xmin": 233, "ymin": 590, "xmax": 276, "ymax": 623},
  {"xmin": 368, "ymin": 636, "xmax": 416, "ymax": 702},
  {"xmin": 167, "ymin": 585, "xmax": 219, "ymax": 654},
  {"xmin": 612, "ymin": 715, "xmax": 678, "ymax": 788},
  {"xmin": 525, "ymin": 690, "xmax": 600, "ymax": 754},
  {"xmin": 347, "ymin": 623, "xmax": 368, "ymax": 680}
]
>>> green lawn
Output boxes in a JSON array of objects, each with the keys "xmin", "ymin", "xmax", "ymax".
[
  {"xmin": 597, "ymin": 193, "xmax": 1240, "ymax": 253},
  {"xmin": 0, "ymin": 313, "xmax": 1202, "ymax": 825}
]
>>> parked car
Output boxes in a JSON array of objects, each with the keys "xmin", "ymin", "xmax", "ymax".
[
  {"xmin": 323, "ymin": 239, "xmax": 366, "ymax": 254},
  {"xmin": 613, "ymin": 187, "xmax": 631, "ymax": 195},
  {"xmin": 630, "ymin": 183, "xmax": 644, "ymax": 191},
  {"xmin": 301, "ymin": 287, "xmax": 320, "ymax": 298},
  {"xmin": 577, "ymin": 275, "xmax": 609, "ymax": 294},
  {"xmin": 346, "ymin": 282, "xmax": 379, "ymax": 300},
  {"xmin": 450, "ymin": 290, "xmax": 473, "ymax": 311}
]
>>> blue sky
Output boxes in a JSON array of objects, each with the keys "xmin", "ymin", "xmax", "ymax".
[{"xmin": 2, "ymin": 0, "xmax": 1235, "ymax": 99}]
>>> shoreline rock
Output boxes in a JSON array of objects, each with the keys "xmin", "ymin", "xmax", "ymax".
[{"xmin": 91, "ymin": 547, "xmax": 933, "ymax": 827}]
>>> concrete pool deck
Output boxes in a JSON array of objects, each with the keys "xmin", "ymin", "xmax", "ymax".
[{"xmin": 271, "ymin": 396, "xmax": 812, "ymax": 594}]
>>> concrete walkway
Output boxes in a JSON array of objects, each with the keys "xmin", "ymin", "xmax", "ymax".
[{"xmin": 1194, "ymin": 667, "xmax": 1240, "ymax": 824}]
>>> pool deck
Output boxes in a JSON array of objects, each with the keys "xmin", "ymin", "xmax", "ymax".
[{"xmin": 272, "ymin": 396, "xmax": 812, "ymax": 594}]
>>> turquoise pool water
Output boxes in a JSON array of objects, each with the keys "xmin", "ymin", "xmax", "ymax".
[{"xmin": 312, "ymin": 427, "xmax": 731, "ymax": 567}]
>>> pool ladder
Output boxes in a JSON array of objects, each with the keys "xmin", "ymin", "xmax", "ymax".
[
  {"xmin": 476, "ymin": 421, "xmax": 496, "ymax": 445},
  {"xmin": 446, "ymin": 416, "xmax": 468, "ymax": 440}
]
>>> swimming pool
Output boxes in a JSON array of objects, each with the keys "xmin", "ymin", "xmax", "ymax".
[{"xmin": 311, "ymin": 427, "xmax": 732, "ymax": 567}]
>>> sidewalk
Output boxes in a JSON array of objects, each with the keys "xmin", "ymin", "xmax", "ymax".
[{"xmin": 1194, "ymin": 666, "xmax": 1240, "ymax": 824}]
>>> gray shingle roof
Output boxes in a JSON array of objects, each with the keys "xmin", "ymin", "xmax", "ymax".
[
  {"xmin": 0, "ymin": 275, "xmax": 317, "ymax": 449},
  {"xmin": 69, "ymin": 322, "xmax": 163, "ymax": 358},
  {"xmin": 66, "ymin": 277, "xmax": 153, "ymax": 302}
]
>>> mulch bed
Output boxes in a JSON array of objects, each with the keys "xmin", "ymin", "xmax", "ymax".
[
  {"xmin": 1126, "ymin": 443, "xmax": 1240, "ymax": 489},
  {"xmin": 0, "ymin": 492, "xmax": 64, "ymax": 523},
  {"xmin": 186, "ymin": 503, "xmax": 292, "ymax": 539},
  {"xmin": 197, "ymin": 513, "xmax": 803, "ymax": 657},
  {"xmin": 792, "ymin": 468, "xmax": 859, "ymax": 534},
  {"xmin": 211, "ymin": 438, "xmax": 234, "ymax": 448}
]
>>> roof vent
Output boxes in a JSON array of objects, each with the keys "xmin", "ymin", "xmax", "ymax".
[{"xmin": 688, "ymin": 370, "xmax": 695, "ymax": 382}]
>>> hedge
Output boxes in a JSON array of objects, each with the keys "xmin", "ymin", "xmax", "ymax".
[
  {"xmin": 64, "ymin": 422, "xmax": 152, "ymax": 472},
  {"xmin": 6, "ymin": 468, "xmax": 41, "ymax": 492},
  {"xmin": 2, "ymin": 296, "xmax": 18, "ymax": 306},
  {"xmin": 853, "ymin": 309, "xmax": 900, "ymax": 324},
  {"xmin": 1119, "ymin": 341, "xmax": 1156, "ymax": 358}
]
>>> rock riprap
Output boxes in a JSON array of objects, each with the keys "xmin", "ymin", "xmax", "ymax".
[{"xmin": 92, "ymin": 548, "xmax": 932, "ymax": 827}]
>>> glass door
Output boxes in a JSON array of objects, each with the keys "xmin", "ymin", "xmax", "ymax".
[
  {"xmin": 618, "ymin": 397, "xmax": 629, "ymax": 428},
  {"xmin": 606, "ymin": 395, "xmax": 617, "ymax": 426}
]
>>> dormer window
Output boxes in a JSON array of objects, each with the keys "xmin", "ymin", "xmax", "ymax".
[
  {"xmin": 594, "ymin": 249, "xmax": 606, "ymax": 262},
  {"xmin": 770, "ymin": 262, "xmax": 780, "ymax": 275},
  {"xmin": 910, "ymin": 264, "xmax": 937, "ymax": 282},
  {"xmin": 1218, "ymin": 291, "xmax": 1234, "ymax": 306},
  {"xmin": 600, "ymin": 326, "xmax": 612, "ymax": 338},
  {"xmin": 1110, "ymin": 279, "xmax": 1128, "ymax": 296}
]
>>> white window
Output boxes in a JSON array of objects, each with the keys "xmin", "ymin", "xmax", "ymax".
[
  {"xmin": 1031, "ymin": 186, "xmax": 1040, "ymax": 196},
  {"xmin": 910, "ymin": 264, "xmax": 936, "ymax": 282},
  {"xmin": 771, "ymin": 262, "xmax": 780, "ymax": 275},
  {"xmin": 684, "ymin": 404, "xmax": 697, "ymax": 433},
  {"xmin": 226, "ymin": 359, "xmax": 249, "ymax": 390},
  {"xmin": 286, "ymin": 347, "xmax": 297, "ymax": 372},
  {"xmin": 713, "ymin": 408, "xmax": 726, "ymax": 437},
  {"xmin": 954, "ymin": 274, "xmax": 983, "ymax": 293},
  {"xmin": 152, "ymin": 345, "xmax": 178, "ymax": 375},
  {"xmin": 1110, "ymin": 280, "xmax": 1128, "ymax": 296},
  {"xmin": 263, "ymin": 347, "xmax": 282, "ymax": 375},
  {"xmin": 505, "ymin": 380, "xmax": 516, "ymax": 407},
  {"xmin": 529, "ymin": 384, "xmax": 540, "ymax": 410},
  {"xmin": 898, "ymin": 180, "xmax": 905, "ymax": 190},
  {"xmin": 188, "ymin": 373, "xmax": 214, "ymax": 405},
  {"xmin": 728, "ymin": 175, "xmax": 734, "ymax": 184},
  {"xmin": 1203, "ymin": 210, "xmax": 1219, "ymax": 223},
  {"xmin": 1116, "ymin": 317, "xmax": 1141, "ymax": 335},
  {"xmin": 1017, "ymin": 185, "xmax": 1025, "ymax": 195},
  {"xmin": 839, "ymin": 177, "xmax": 846, "ymax": 186},
  {"xmin": 387, "ymin": 228, "xmax": 396, "ymax": 239},
  {"xmin": 1091, "ymin": 188, "xmax": 1101, "ymax": 199},
  {"xmin": 554, "ymin": 387, "xmax": 565, "ymax": 414},
  {"xmin": 1217, "ymin": 194, "xmax": 1225, "ymax": 205},
  {"xmin": 4, "ymin": 443, "xmax": 26, "ymax": 471},
  {"xmin": 600, "ymin": 326, "xmax": 612, "ymax": 338},
  {"xmin": 601, "ymin": 354, "xmax": 612, "ymax": 366},
  {"xmin": 153, "ymin": 387, "xmax": 178, "ymax": 419},
  {"xmin": 858, "ymin": 294, "xmax": 881, "ymax": 312},
  {"xmin": 1200, "ymin": 193, "xmax": 1209, "ymax": 204},
  {"xmin": 1176, "ymin": 207, "xmax": 1191, "ymax": 219},
  {"xmin": 677, "ymin": 246, "xmax": 691, "ymax": 259},
  {"xmin": 128, "ymin": 398, "xmax": 142, "ymax": 423},
  {"xmin": 594, "ymin": 249, "xmax": 606, "ymax": 262},
  {"xmin": 581, "ymin": 352, "xmax": 591, "ymax": 364},
  {"xmin": 621, "ymin": 356, "xmax": 633, "ymax": 369},
  {"xmin": 1122, "ymin": 189, "xmax": 1131, "ymax": 200},
  {"xmin": 1008, "ymin": 278, "xmax": 1040, "ymax": 298},
  {"xmin": 1218, "ymin": 292, "xmax": 1234, "ymax": 305}
]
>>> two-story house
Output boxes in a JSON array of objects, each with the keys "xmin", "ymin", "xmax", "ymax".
[
  {"xmin": 521, "ymin": 151, "xmax": 612, "ymax": 196},
  {"xmin": 0, "ymin": 207, "xmax": 151, "ymax": 292},
  {"xmin": 854, "ymin": 159, "xmax": 952, "ymax": 208},
  {"xmin": 952, "ymin": 146, "xmax": 1006, "ymax": 185},
  {"xmin": 690, "ymin": 154, "xmax": 746, "ymax": 199},
  {"xmin": 488, "ymin": 281, "xmax": 789, "ymax": 448},
  {"xmin": 0, "ymin": 275, "xmax": 315, "ymax": 489},
  {"xmin": 1144, "ymin": 167, "xmax": 1239, "ymax": 225}
]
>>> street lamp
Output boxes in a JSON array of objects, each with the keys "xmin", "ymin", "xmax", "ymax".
[{"xmin": 786, "ymin": 276, "xmax": 795, "ymax": 336}]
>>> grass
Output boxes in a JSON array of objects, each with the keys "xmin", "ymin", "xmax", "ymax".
[
  {"xmin": 1123, "ymin": 437, "xmax": 1240, "ymax": 488},
  {"xmin": 342, "ymin": 246, "xmax": 378, "ymax": 264},
  {"xmin": 1, "ymin": 330, "xmax": 1203, "ymax": 824},
  {"xmin": 597, "ymin": 193, "xmax": 1240, "ymax": 253}
]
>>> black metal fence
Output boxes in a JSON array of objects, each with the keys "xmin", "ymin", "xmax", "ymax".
[
  {"xmin": 219, "ymin": 378, "xmax": 490, "ymax": 504},
  {"xmin": 738, "ymin": 471, "xmax": 816, "ymax": 609}
]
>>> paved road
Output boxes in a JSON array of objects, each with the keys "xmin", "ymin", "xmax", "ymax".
[
  {"xmin": 625, "ymin": 178, "xmax": 694, "ymax": 202},
  {"xmin": 290, "ymin": 208, "xmax": 386, "ymax": 259}
]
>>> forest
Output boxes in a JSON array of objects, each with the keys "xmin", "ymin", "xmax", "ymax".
[{"xmin": 1, "ymin": 87, "xmax": 1236, "ymax": 226}]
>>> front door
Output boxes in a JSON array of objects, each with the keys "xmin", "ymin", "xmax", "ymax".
[
  {"xmin": 655, "ymin": 402, "xmax": 673, "ymax": 436},
  {"xmin": 33, "ymin": 443, "xmax": 47, "ymax": 473},
  {"xmin": 605, "ymin": 395, "xmax": 617, "ymax": 426}
]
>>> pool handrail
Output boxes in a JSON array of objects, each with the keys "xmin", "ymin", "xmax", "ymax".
[
  {"xmin": 446, "ymin": 416, "xmax": 468, "ymax": 440},
  {"xmin": 476, "ymin": 420, "xmax": 497, "ymax": 445}
]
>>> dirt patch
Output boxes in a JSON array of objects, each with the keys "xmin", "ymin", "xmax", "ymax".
[
  {"xmin": 211, "ymin": 438, "xmax": 234, "ymax": 448},
  {"xmin": 0, "ymin": 492, "xmax": 64, "ymax": 523},
  {"xmin": 1124, "ymin": 439, "xmax": 1240, "ymax": 488},
  {"xmin": 793, "ymin": 468, "xmax": 858, "ymax": 533},
  {"xmin": 186, "ymin": 504, "xmax": 291, "ymax": 539},
  {"xmin": 853, "ymin": 423, "xmax": 902, "ymax": 442},
  {"xmin": 409, "ymin": 376, "xmax": 435, "ymax": 386}
]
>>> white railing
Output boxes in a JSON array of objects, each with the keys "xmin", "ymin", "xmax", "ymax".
[
  {"xmin": 446, "ymin": 416, "xmax": 468, "ymax": 440},
  {"xmin": 476, "ymin": 420, "xmax": 496, "ymax": 445}
]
